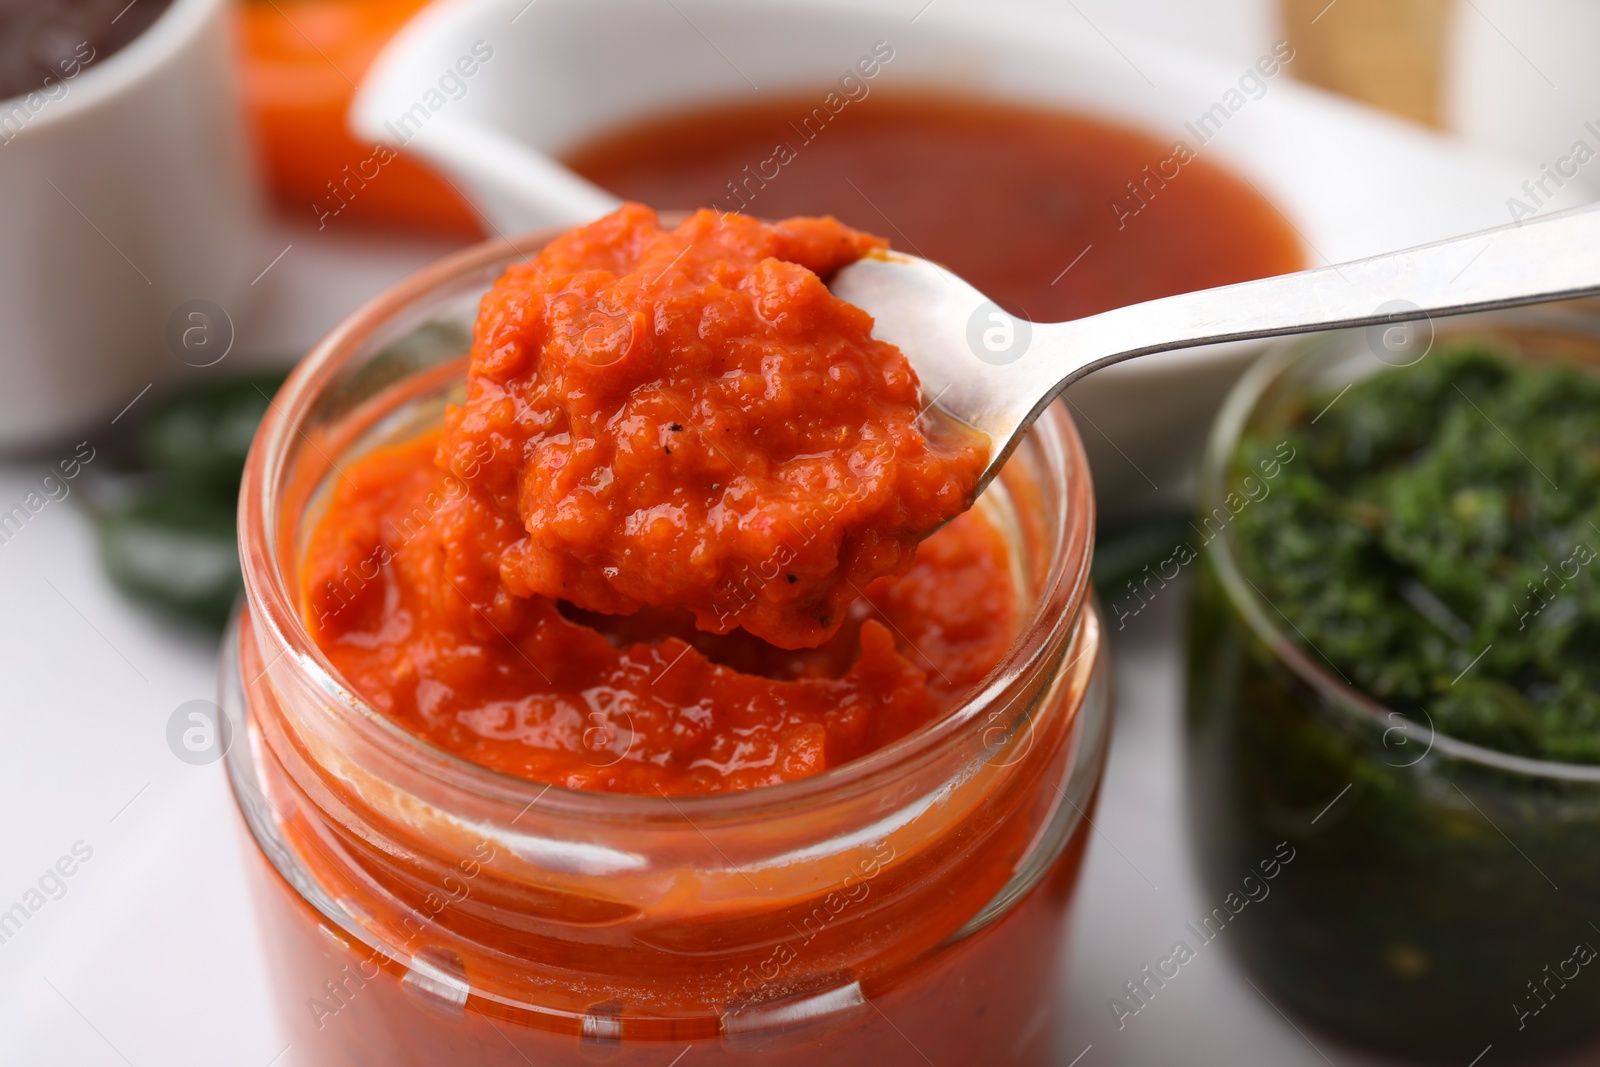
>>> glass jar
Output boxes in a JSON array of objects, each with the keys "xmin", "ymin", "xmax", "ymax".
[
  {"xmin": 225, "ymin": 230, "xmax": 1111, "ymax": 1066},
  {"xmin": 1186, "ymin": 311, "xmax": 1600, "ymax": 1060}
]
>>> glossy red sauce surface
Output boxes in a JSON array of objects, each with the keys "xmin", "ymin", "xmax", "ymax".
[
  {"xmin": 566, "ymin": 93, "xmax": 1305, "ymax": 322},
  {"xmin": 436, "ymin": 205, "xmax": 987, "ymax": 650}
]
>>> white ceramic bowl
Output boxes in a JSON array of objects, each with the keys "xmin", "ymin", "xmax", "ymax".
[
  {"xmin": 0, "ymin": 0, "xmax": 263, "ymax": 449},
  {"xmin": 355, "ymin": 0, "xmax": 1533, "ymax": 514}
]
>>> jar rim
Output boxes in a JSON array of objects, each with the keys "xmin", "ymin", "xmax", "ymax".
[
  {"xmin": 237, "ymin": 225, "xmax": 1099, "ymax": 820},
  {"xmin": 1201, "ymin": 309, "xmax": 1600, "ymax": 783}
]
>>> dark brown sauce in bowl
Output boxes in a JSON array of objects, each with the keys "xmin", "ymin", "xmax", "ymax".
[
  {"xmin": 565, "ymin": 92, "xmax": 1305, "ymax": 322},
  {"xmin": 0, "ymin": 0, "xmax": 173, "ymax": 102}
]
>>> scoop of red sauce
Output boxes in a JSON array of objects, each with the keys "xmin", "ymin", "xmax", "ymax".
[
  {"xmin": 436, "ymin": 204, "xmax": 988, "ymax": 650},
  {"xmin": 303, "ymin": 207, "xmax": 1013, "ymax": 796}
]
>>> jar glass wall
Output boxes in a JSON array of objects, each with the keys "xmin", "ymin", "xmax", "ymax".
[
  {"xmin": 225, "ymin": 231, "xmax": 1111, "ymax": 1066},
  {"xmin": 1186, "ymin": 312, "xmax": 1600, "ymax": 1060}
]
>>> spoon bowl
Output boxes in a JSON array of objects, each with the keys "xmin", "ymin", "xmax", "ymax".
[{"xmin": 833, "ymin": 201, "xmax": 1600, "ymax": 494}]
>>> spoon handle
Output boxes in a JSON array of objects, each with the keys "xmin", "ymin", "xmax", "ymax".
[{"xmin": 1050, "ymin": 200, "xmax": 1600, "ymax": 389}]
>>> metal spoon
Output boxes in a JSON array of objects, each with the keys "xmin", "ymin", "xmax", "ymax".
[{"xmin": 831, "ymin": 201, "xmax": 1600, "ymax": 492}]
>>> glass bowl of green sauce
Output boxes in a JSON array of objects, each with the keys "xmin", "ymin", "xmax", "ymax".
[{"xmin": 1186, "ymin": 308, "xmax": 1600, "ymax": 1060}]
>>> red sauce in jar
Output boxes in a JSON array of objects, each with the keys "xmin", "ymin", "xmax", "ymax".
[
  {"xmin": 242, "ymin": 90, "xmax": 1283, "ymax": 1067},
  {"xmin": 303, "ymin": 207, "xmax": 1006, "ymax": 795},
  {"xmin": 303, "ymin": 430, "xmax": 1015, "ymax": 794}
]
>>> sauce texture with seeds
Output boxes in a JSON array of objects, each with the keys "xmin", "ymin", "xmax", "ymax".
[{"xmin": 437, "ymin": 204, "xmax": 987, "ymax": 649}]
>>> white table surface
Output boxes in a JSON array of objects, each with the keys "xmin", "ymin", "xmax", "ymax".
[{"xmin": 3, "ymin": 0, "xmax": 1599, "ymax": 1062}]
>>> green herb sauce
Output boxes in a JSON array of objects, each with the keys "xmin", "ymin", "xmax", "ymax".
[{"xmin": 1232, "ymin": 341, "xmax": 1600, "ymax": 762}]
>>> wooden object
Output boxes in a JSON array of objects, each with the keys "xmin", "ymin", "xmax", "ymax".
[{"xmin": 1282, "ymin": 0, "xmax": 1454, "ymax": 126}]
